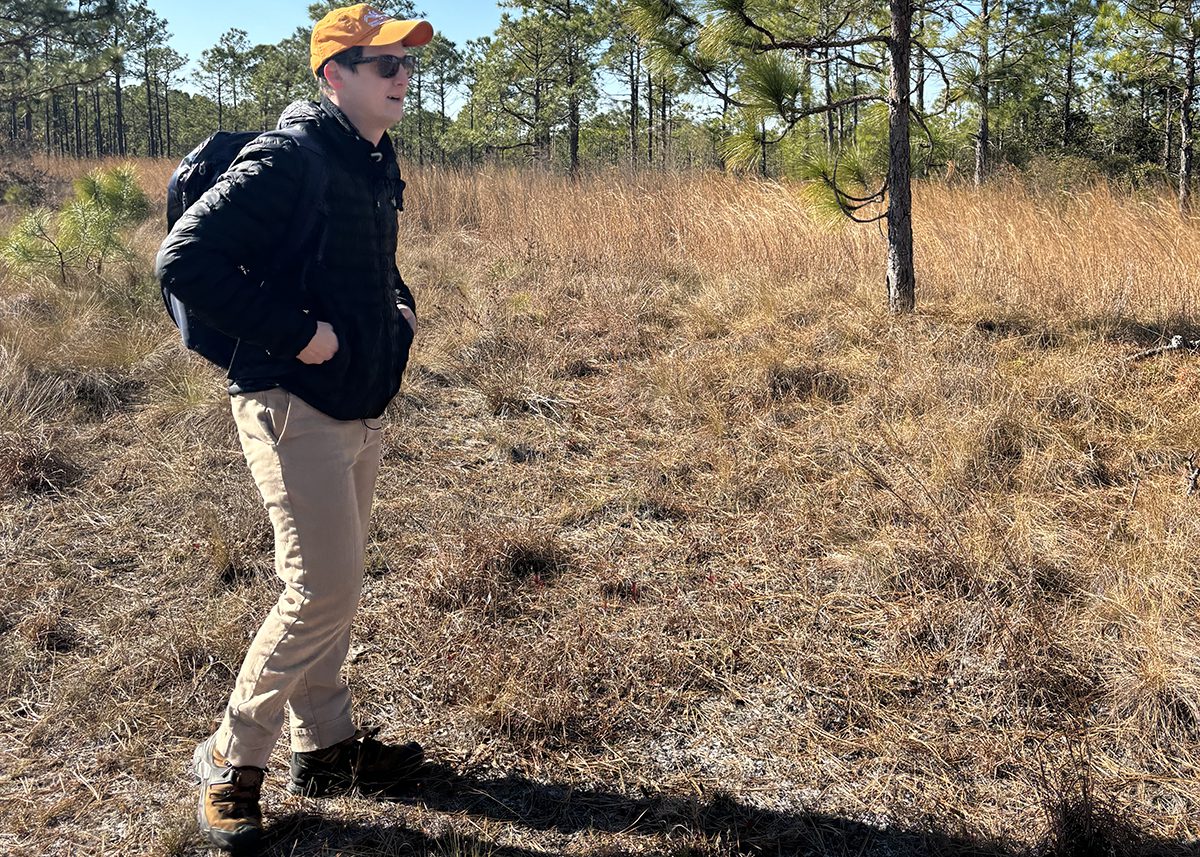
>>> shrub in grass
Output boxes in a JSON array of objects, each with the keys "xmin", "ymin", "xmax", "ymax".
[{"xmin": 2, "ymin": 164, "xmax": 150, "ymax": 284}]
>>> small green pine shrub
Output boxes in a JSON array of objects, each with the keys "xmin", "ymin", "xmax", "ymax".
[
  {"xmin": 72, "ymin": 167, "xmax": 150, "ymax": 223},
  {"xmin": 2, "ymin": 164, "xmax": 150, "ymax": 284}
]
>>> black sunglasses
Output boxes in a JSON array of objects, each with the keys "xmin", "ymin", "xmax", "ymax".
[{"xmin": 350, "ymin": 54, "xmax": 417, "ymax": 78}]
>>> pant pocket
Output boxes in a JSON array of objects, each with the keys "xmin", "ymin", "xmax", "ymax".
[{"xmin": 237, "ymin": 388, "xmax": 291, "ymax": 446}]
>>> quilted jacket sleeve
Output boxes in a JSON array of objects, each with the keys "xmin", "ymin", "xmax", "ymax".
[{"xmin": 155, "ymin": 137, "xmax": 319, "ymax": 359}]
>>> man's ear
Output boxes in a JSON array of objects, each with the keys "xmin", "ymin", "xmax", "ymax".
[{"xmin": 323, "ymin": 61, "xmax": 344, "ymax": 91}]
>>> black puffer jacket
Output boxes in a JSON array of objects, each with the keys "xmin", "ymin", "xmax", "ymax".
[{"xmin": 155, "ymin": 98, "xmax": 416, "ymax": 421}]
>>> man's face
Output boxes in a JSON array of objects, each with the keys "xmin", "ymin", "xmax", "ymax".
[{"xmin": 330, "ymin": 41, "xmax": 411, "ymax": 136}]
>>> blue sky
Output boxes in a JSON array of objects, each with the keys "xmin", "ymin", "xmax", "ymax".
[{"xmin": 150, "ymin": 1, "xmax": 503, "ymax": 68}]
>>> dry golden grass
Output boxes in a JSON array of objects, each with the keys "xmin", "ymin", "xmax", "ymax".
[{"xmin": 1, "ymin": 156, "xmax": 1199, "ymax": 856}]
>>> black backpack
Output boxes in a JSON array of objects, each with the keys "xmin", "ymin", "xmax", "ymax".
[{"xmin": 163, "ymin": 127, "xmax": 327, "ymax": 370}]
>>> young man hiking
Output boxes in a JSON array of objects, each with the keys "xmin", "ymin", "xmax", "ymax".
[{"xmin": 155, "ymin": 5, "xmax": 432, "ymax": 850}]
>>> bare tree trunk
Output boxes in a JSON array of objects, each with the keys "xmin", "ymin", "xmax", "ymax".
[
  {"xmin": 438, "ymin": 74, "xmax": 447, "ymax": 166},
  {"xmin": 647, "ymin": 71, "xmax": 655, "ymax": 168},
  {"xmin": 92, "ymin": 86, "xmax": 102, "ymax": 156},
  {"xmin": 20, "ymin": 46, "xmax": 32, "ymax": 146},
  {"xmin": 114, "ymin": 68, "xmax": 126, "ymax": 156},
  {"xmin": 164, "ymin": 77, "xmax": 173, "ymax": 158},
  {"xmin": 629, "ymin": 42, "xmax": 639, "ymax": 169},
  {"xmin": 850, "ymin": 46, "xmax": 860, "ymax": 139},
  {"xmin": 565, "ymin": 0, "xmax": 580, "ymax": 175},
  {"xmin": 760, "ymin": 119, "xmax": 768, "ymax": 177},
  {"xmin": 1062, "ymin": 27, "xmax": 1075, "ymax": 148},
  {"xmin": 887, "ymin": 0, "xmax": 916, "ymax": 313},
  {"xmin": 531, "ymin": 79, "xmax": 542, "ymax": 165},
  {"xmin": 567, "ymin": 59, "xmax": 580, "ymax": 174},
  {"xmin": 154, "ymin": 74, "xmax": 165, "ymax": 157},
  {"xmin": 975, "ymin": 0, "xmax": 990, "ymax": 186},
  {"xmin": 1164, "ymin": 87, "xmax": 1176, "ymax": 172},
  {"xmin": 1181, "ymin": 36, "xmax": 1196, "ymax": 214},
  {"xmin": 468, "ymin": 97, "xmax": 475, "ymax": 164},
  {"xmin": 144, "ymin": 64, "xmax": 155, "ymax": 157},
  {"xmin": 914, "ymin": 5, "xmax": 925, "ymax": 113},
  {"xmin": 660, "ymin": 76, "xmax": 669, "ymax": 170},
  {"xmin": 416, "ymin": 66, "xmax": 424, "ymax": 166},
  {"xmin": 73, "ymin": 85, "xmax": 81, "ymax": 157},
  {"xmin": 822, "ymin": 53, "xmax": 835, "ymax": 148}
]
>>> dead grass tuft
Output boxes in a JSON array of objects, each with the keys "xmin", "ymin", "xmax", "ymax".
[
  {"xmin": 0, "ymin": 428, "xmax": 80, "ymax": 494},
  {"xmin": 427, "ymin": 527, "xmax": 571, "ymax": 614},
  {"xmin": 1037, "ymin": 751, "xmax": 1143, "ymax": 857},
  {"xmin": 765, "ymin": 362, "xmax": 852, "ymax": 404},
  {"xmin": 17, "ymin": 611, "xmax": 81, "ymax": 653}
]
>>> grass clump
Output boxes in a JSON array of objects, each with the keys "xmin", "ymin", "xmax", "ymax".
[{"xmin": 0, "ymin": 429, "xmax": 79, "ymax": 495}]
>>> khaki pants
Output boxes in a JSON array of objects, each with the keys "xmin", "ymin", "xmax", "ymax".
[{"xmin": 213, "ymin": 388, "xmax": 382, "ymax": 769}]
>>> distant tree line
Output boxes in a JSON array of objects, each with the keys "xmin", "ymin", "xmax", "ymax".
[
  {"xmin": 15, "ymin": 0, "xmax": 1200, "ymax": 314},
  {"xmin": 9, "ymin": 0, "xmax": 1200, "ymax": 198}
]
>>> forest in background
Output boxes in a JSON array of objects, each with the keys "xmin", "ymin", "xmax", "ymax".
[{"xmin": 8, "ymin": 0, "xmax": 1200, "ymax": 194}]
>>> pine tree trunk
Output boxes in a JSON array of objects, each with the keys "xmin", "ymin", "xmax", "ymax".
[
  {"xmin": 629, "ymin": 44, "xmax": 639, "ymax": 170},
  {"xmin": 759, "ymin": 119, "xmax": 768, "ymax": 178},
  {"xmin": 821, "ymin": 6, "xmax": 835, "ymax": 150},
  {"xmin": 646, "ymin": 71, "xmax": 654, "ymax": 168},
  {"xmin": 416, "ymin": 67, "xmax": 424, "ymax": 166},
  {"xmin": 93, "ymin": 87, "xmax": 102, "ymax": 156},
  {"xmin": 887, "ymin": 0, "xmax": 916, "ymax": 314},
  {"xmin": 439, "ymin": 75, "xmax": 447, "ymax": 167},
  {"xmin": 659, "ymin": 77, "xmax": 668, "ymax": 170},
  {"xmin": 568, "ymin": 64, "xmax": 580, "ymax": 174},
  {"xmin": 1164, "ymin": 88, "xmax": 1175, "ymax": 171},
  {"xmin": 73, "ymin": 86, "xmax": 82, "ymax": 157},
  {"xmin": 154, "ymin": 75, "xmax": 165, "ymax": 157},
  {"xmin": 114, "ymin": 68, "xmax": 126, "ymax": 156},
  {"xmin": 975, "ymin": 0, "xmax": 990, "ymax": 187},
  {"xmin": 565, "ymin": 0, "xmax": 580, "ymax": 175},
  {"xmin": 1063, "ymin": 28, "xmax": 1075, "ymax": 149},
  {"xmin": 914, "ymin": 6, "xmax": 925, "ymax": 113},
  {"xmin": 1180, "ymin": 37, "xmax": 1196, "ymax": 214},
  {"xmin": 851, "ymin": 47, "xmax": 860, "ymax": 138},
  {"xmin": 164, "ymin": 78, "xmax": 172, "ymax": 159},
  {"xmin": 144, "ymin": 65, "xmax": 155, "ymax": 157}
]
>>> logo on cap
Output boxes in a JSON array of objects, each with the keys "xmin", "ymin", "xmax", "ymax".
[{"xmin": 364, "ymin": 9, "xmax": 391, "ymax": 27}]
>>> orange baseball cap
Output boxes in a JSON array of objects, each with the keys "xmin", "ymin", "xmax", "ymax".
[{"xmin": 310, "ymin": 4, "xmax": 434, "ymax": 76}]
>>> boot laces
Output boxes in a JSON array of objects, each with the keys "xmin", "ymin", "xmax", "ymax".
[{"xmin": 211, "ymin": 768, "xmax": 263, "ymax": 819}]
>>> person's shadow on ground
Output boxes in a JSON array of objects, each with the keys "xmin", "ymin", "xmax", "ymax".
[{"xmin": 261, "ymin": 762, "xmax": 1200, "ymax": 857}]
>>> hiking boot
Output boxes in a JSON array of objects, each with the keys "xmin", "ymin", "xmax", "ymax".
[
  {"xmin": 288, "ymin": 726, "xmax": 425, "ymax": 797},
  {"xmin": 192, "ymin": 736, "xmax": 264, "ymax": 853}
]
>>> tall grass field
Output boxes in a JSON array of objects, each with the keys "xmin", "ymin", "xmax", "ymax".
[{"xmin": 0, "ymin": 157, "xmax": 1198, "ymax": 855}]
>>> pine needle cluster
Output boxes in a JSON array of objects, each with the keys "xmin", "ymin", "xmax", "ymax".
[{"xmin": 2, "ymin": 164, "xmax": 150, "ymax": 285}]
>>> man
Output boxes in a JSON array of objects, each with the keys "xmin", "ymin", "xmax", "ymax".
[{"xmin": 155, "ymin": 5, "xmax": 432, "ymax": 851}]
